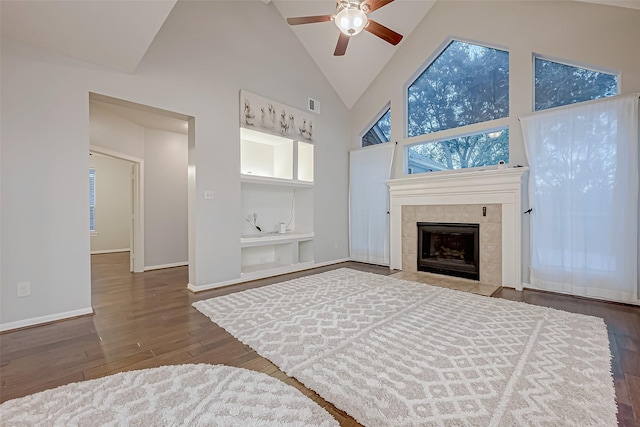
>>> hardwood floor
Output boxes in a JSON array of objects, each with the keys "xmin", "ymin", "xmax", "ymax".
[{"xmin": 1, "ymin": 252, "xmax": 639, "ymax": 426}]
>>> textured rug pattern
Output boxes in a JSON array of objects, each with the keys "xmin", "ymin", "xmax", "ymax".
[
  {"xmin": 193, "ymin": 268, "xmax": 617, "ymax": 426},
  {"xmin": 0, "ymin": 364, "xmax": 337, "ymax": 426}
]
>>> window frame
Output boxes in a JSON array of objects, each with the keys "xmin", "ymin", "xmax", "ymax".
[
  {"xmin": 532, "ymin": 53, "xmax": 620, "ymax": 112},
  {"xmin": 360, "ymin": 103, "xmax": 391, "ymax": 148},
  {"xmin": 404, "ymin": 125, "xmax": 509, "ymax": 175},
  {"xmin": 402, "ymin": 37, "xmax": 511, "ymax": 176},
  {"xmin": 403, "ymin": 36, "xmax": 510, "ymax": 139}
]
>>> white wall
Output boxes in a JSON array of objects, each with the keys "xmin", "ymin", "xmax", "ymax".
[
  {"xmin": 90, "ymin": 103, "xmax": 145, "ymax": 159},
  {"xmin": 144, "ymin": 128, "xmax": 188, "ymax": 268},
  {"xmin": 352, "ymin": 0, "xmax": 640, "ymax": 283},
  {"xmin": 1, "ymin": 1, "xmax": 351, "ymax": 328},
  {"xmin": 90, "ymin": 154, "xmax": 132, "ymax": 253}
]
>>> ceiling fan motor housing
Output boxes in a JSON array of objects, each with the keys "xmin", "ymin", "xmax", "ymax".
[
  {"xmin": 335, "ymin": 1, "xmax": 369, "ymax": 36},
  {"xmin": 337, "ymin": 0, "xmax": 369, "ymax": 13},
  {"xmin": 286, "ymin": 0, "xmax": 402, "ymax": 56}
]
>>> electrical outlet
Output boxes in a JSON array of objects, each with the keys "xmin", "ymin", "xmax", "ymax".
[
  {"xmin": 17, "ymin": 282, "xmax": 31, "ymax": 297},
  {"xmin": 204, "ymin": 191, "xmax": 214, "ymax": 200}
]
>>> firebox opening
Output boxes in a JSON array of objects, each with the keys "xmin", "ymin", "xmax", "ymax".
[{"xmin": 417, "ymin": 222, "xmax": 479, "ymax": 280}]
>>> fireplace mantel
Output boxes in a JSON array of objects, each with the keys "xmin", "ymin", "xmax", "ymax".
[{"xmin": 387, "ymin": 167, "xmax": 528, "ymax": 289}]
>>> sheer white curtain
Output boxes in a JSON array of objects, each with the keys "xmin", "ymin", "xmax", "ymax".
[
  {"xmin": 521, "ymin": 93, "xmax": 639, "ymax": 304},
  {"xmin": 349, "ymin": 144, "xmax": 395, "ymax": 265}
]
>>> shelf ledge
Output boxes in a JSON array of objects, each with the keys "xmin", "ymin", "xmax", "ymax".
[
  {"xmin": 241, "ymin": 174, "xmax": 313, "ymax": 187},
  {"xmin": 241, "ymin": 232, "xmax": 314, "ymax": 247}
]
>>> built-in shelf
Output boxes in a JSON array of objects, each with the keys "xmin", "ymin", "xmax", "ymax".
[
  {"xmin": 240, "ymin": 127, "xmax": 313, "ymax": 183},
  {"xmin": 240, "ymin": 174, "xmax": 313, "ymax": 187},
  {"xmin": 240, "ymin": 124, "xmax": 314, "ymax": 281},
  {"xmin": 241, "ymin": 232, "xmax": 314, "ymax": 247},
  {"xmin": 241, "ymin": 127, "xmax": 293, "ymax": 180},
  {"xmin": 297, "ymin": 141, "xmax": 314, "ymax": 183}
]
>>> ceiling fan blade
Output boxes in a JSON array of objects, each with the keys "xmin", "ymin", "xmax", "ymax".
[
  {"xmin": 334, "ymin": 33, "xmax": 350, "ymax": 56},
  {"xmin": 363, "ymin": 0, "xmax": 395, "ymax": 13},
  {"xmin": 287, "ymin": 15, "xmax": 333, "ymax": 26},
  {"xmin": 365, "ymin": 19, "xmax": 403, "ymax": 45}
]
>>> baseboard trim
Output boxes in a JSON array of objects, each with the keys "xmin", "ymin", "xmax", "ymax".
[
  {"xmin": 187, "ymin": 278, "xmax": 245, "ymax": 293},
  {"xmin": 144, "ymin": 262, "xmax": 188, "ymax": 271},
  {"xmin": 497, "ymin": 282, "xmax": 528, "ymax": 290},
  {"xmin": 0, "ymin": 307, "xmax": 94, "ymax": 333},
  {"xmin": 519, "ymin": 282, "xmax": 639, "ymax": 306},
  {"xmin": 187, "ymin": 258, "xmax": 352, "ymax": 293},
  {"xmin": 312, "ymin": 258, "xmax": 352, "ymax": 268},
  {"xmin": 90, "ymin": 248, "xmax": 130, "ymax": 254}
]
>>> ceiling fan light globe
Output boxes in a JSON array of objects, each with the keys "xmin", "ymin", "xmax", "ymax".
[{"xmin": 335, "ymin": 8, "xmax": 367, "ymax": 36}]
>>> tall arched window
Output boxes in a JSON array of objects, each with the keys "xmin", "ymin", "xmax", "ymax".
[{"xmin": 406, "ymin": 40, "xmax": 509, "ymax": 173}]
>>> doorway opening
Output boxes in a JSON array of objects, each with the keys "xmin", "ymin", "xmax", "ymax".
[
  {"xmin": 89, "ymin": 148, "xmax": 143, "ymax": 272},
  {"xmin": 88, "ymin": 92, "xmax": 192, "ymax": 275}
]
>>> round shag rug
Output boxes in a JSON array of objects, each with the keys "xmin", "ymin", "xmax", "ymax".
[{"xmin": 0, "ymin": 364, "xmax": 337, "ymax": 426}]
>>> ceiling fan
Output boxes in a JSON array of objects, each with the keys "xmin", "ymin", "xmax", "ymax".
[{"xmin": 286, "ymin": 0, "xmax": 403, "ymax": 56}]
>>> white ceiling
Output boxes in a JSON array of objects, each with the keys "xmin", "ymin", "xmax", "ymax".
[
  {"xmin": 577, "ymin": 0, "xmax": 640, "ymax": 9},
  {"xmin": 0, "ymin": 0, "xmax": 432, "ymax": 108},
  {"xmin": 272, "ymin": 0, "xmax": 436, "ymax": 108},
  {"xmin": 2, "ymin": 0, "xmax": 638, "ymax": 109},
  {"xmin": 0, "ymin": 0, "xmax": 177, "ymax": 73}
]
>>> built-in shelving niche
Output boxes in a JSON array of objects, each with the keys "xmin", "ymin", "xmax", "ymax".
[{"xmin": 239, "ymin": 127, "xmax": 314, "ymax": 280}]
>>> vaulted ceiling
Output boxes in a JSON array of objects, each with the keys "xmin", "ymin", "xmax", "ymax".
[
  {"xmin": 271, "ymin": 1, "xmax": 435, "ymax": 107},
  {"xmin": 2, "ymin": 0, "xmax": 638, "ymax": 108},
  {"xmin": 0, "ymin": 0, "xmax": 178, "ymax": 73}
]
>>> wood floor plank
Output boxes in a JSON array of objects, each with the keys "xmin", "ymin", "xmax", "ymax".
[
  {"xmin": 0, "ymin": 371, "xmax": 86, "ymax": 403},
  {"xmin": 625, "ymin": 374, "xmax": 640, "ymax": 424},
  {"xmin": 82, "ymin": 350, "xmax": 156, "ymax": 380},
  {"xmin": 617, "ymin": 403, "xmax": 638, "ymax": 427},
  {"xmin": 1, "ymin": 252, "xmax": 638, "ymax": 427}
]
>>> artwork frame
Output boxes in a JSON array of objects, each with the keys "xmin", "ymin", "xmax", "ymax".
[{"xmin": 240, "ymin": 90, "xmax": 315, "ymax": 142}]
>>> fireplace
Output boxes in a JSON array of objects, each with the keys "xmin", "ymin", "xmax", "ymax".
[
  {"xmin": 417, "ymin": 222, "xmax": 479, "ymax": 280},
  {"xmin": 389, "ymin": 168, "xmax": 527, "ymax": 288}
]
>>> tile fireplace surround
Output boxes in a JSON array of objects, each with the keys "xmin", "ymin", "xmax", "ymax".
[{"xmin": 388, "ymin": 167, "xmax": 528, "ymax": 290}]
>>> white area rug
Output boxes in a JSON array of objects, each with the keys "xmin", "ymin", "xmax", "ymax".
[
  {"xmin": 0, "ymin": 364, "xmax": 337, "ymax": 426},
  {"xmin": 193, "ymin": 268, "xmax": 617, "ymax": 426}
]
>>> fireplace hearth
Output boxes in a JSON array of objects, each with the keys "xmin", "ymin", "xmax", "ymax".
[{"xmin": 417, "ymin": 222, "xmax": 479, "ymax": 280}]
